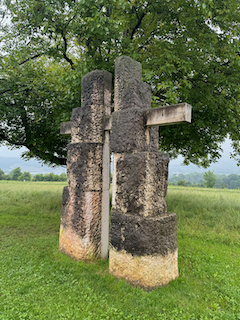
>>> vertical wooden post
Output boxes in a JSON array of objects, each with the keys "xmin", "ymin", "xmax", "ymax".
[{"xmin": 101, "ymin": 129, "xmax": 110, "ymax": 258}]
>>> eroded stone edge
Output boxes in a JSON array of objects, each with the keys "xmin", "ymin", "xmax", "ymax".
[
  {"xmin": 109, "ymin": 246, "xmax": 179, "ymax": 290},
  {"xmin": 59, "ymin": 224, "xmax": 97, "ymax": 261}
]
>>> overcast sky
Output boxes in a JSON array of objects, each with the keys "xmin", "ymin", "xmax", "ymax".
[{"xmin": 0, "ymin": 145, "xmax": 28, "ymax": 157}]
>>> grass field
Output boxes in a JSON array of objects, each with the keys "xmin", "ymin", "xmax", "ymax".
[{"xmin": 0, "ymin": 181, "xmax": 239, "ymax": 320}]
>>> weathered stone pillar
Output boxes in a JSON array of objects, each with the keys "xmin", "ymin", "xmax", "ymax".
[
  {"xmin": 59, "ymin": 70, "xmax": 112, "ymax": 260},
  {"xmin": 109, "ymin": 56, "xmax": 179, "ymax": 290}
]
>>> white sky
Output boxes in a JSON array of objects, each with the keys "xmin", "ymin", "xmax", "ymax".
[{"xmin": 0, "ymin": 145, "xmax": 28, "ymax": 157}]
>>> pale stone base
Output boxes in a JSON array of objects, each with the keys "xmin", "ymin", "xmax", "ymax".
[
  {"xmin": 59, "ymin": 225, "xmax": 97, "ymax": 261},
  {"xmin": 109, "ymin": 246, "xmax": 179, "ymax": 290},
  {"xmin": 59, "ymin": 187, "xmax": 102, "ymax": 261}
]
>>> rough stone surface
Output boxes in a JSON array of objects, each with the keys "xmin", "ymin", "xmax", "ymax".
[
  {"xmin": 67, "ymin": 143, "xmax": 103, "ymax": 191},
  {"xmin": 112, "ymin": 152, "xmax": 169, "ymax": 216},
  {"xmin": 109, "ymin": 247, "xmax": 179, "ymax": 290},
  {"xmin": 110, "ymin": 211, "xmax": 177, "ymax": 256},
  {"xmin": 115, "ymin": 79, "xmax": 152, "ymax": 111},
  {"xmin": 148, "ymin": 126, "xmax": 159, "ymax": 152},
  {"xmin": 110, "ymin": 109, "xmax": 159, "ymax": 153},
  {"xmin": 110, "ymin": 108, "xmax": 146, "ymax": 153},
  {"xmin": 59, "ymin": 187, "xmax": 102, "ymax": 260},
  {"xmin": 114, "ymin": 56, "xmax": 152, "ymax": 111},
  {"xmin": 71, "ymin": 105, "xmax": 107, "ymax": 144},
  {"xmin": 115, "ymin": 56, "xmax": 142, "ymax": 85},
  {"xmin": 81, "ymin": 70, "xmax": 112, "ymax": 108}
]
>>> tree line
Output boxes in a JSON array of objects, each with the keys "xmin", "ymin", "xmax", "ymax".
[
  {"xmin": 169, "ymin": 171, "xmax": 240, "ymax": 189},
  {"xmin": 0, "ymin": 167, "xmax": 67, "ymax": 182}
]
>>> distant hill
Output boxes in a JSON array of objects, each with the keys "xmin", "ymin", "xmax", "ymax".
[
  {"xmin": 1, "ymin": 137, "xmax": 239, "ymax": 176},
  {"xmin": 0, "ymin": 157, "xmax": 66, "ymax": 175}
]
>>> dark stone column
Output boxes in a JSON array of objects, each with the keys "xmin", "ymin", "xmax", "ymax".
[
  {"xmin": 109, "ymin": 56, "xmax": 178, "ymax": 290},
  {"xmin": 59, "ymin": 70, "xmax": 112, "ymax": 260}
]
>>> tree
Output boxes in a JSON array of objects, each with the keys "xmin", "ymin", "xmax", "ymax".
[
  {"xmin": 1, "ymin": 174, "xmax": 11, "ymax": 180},
  {"xmin": 18, "ymin": 171, "xmax": 32, "ymax": 181},
  {"xmin": 44, "ymin": 173, "xmax": 54, "ymax": 181},
  {"xmin": 0, "ymin": 59, "xmax": 73, "ymax": 166},
  {"xmin": 203, "ymin": 170, "xmax": 217, "ymax": 188},
  {"xmin": 59, "ymin": 173, "xmax": 67, "ymax": 181},
  {"xmin": 177, "ymin": 179, "xmax": 186, "ymax": 186},
  {"xmin": 0, "ymin": 168, "xmax": 4, "ymax": 180},
  {"xmin": 33, "ymin": 174, "xmax": 44, "ymax": 181},
  {"xmin": 10, "ymin": 167, "xmax": 22, "ymax": 180},
  {"xmin": 1, "ymin": 0, "xmax": 240, "ymax": 167}
]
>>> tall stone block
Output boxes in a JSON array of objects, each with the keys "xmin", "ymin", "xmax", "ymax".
[
  {"xmin": 114, "ymin": 56, "xmax": 151, "ymax": 111},
  {"xmin": 112, "ymin": 152, "xmax": 169, "ymax": 216},
  {"xmin": 67, "ymin": 143, "xmax": 103, "ymax": 191},
  {"xmin": 59, "ymin": 70, "xmax": 112, "ymax": 261},
  {"xmin": 81, "ymin": 70, "xmax": 112, "ymax": 108},
  {"xmin": 71, "ymin": 105, "xmax": 106, "ymax": 144},
  {"xmin": 109, "ymin": 56, "xmax": 179, "ymax": 290}
]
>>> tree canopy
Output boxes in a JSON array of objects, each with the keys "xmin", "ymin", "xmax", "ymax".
[
  {"xmin": 203, "ymin": 170, "xmax": 217, "ymax": 188},
  {"xmin": 1, "ymin": 0, "xmax": 240, "ymax": 167}
]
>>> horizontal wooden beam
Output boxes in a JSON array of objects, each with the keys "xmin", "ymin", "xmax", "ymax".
[
  {"xmin": 146, "ymin": 103, "xmax": 192, "ymax": 127},
  {"xmin": 60, "ymin": 121, "xmax": 71, "ymax": 134},
  {"xmin": 61, "ymin": 103, "xmax": 192, "ymax": 134}
]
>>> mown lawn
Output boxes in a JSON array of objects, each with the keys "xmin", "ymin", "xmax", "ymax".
[{"xmin": 0, "ymin": 181, "xmax": 239, "ymax": 320}]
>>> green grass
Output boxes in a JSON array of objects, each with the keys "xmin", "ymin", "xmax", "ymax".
[{"xmin": 0, "ymin": 182, "xmax": 239, "ymax": 320}]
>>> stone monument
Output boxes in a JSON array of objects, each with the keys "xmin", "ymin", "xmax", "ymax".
[{"xmin": 59, "ymin": 55, "xmax": 192, "ymax": 290}]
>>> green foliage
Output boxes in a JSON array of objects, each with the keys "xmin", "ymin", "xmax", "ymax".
[
  {"xmin": 33, "ymin": 174, "xmax": 44, "ymax": 181},
  {"xmin": 0, "ymin": 58, "xmax": 73, "ymax": 166},
  {"xmin": 177, "ymin": 179, "xmax": 185, "ymax": 186},
  {"xmin": 1, "ymin": 173, "xmax": 11, "ymax": 180},
  {"xmin": 169, "ymin": 172, "xmax": 240, "ymax": 189},
  {"xmin": 0, "ymin": 182, "xmax": 239, "ymax": 319},
  {"xmin": 0, "ymin": 167, "xmax": 67, "ymax": 181},
  {"xmin": 1, "ymin": 0, "xmax": 240, "ymax": 166},
  {"xmin": 10, "ymin": 167, "xmax": 22, "ymax": 180},
  {"xmin": 33, "ymin": 172, "xmax": 67, "ymax": 181},
  {"xmin": 203, "ymin": 170, "xmax": 217, "ymax": 188},
  {"xmin": 18, "ymin": 171, "xmax": 32, "ymax": 181},
  {"xmin": 59, "ymin": 172, "xmax": 67, "ymax": 181},
  {"xmin": 9, "ymin": 167, "xmax": 32, "ymax": 181},
  {"xmin": 170, "ymin": 172, "xmax": 204, "ymax": 186},
  {"xmin": 0, "ymin": 168, "xmax": 4, "ymax": 180}
]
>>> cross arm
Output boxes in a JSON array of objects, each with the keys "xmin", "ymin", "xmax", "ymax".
[
  {"xmin": 60, "ymin": 103, "xmax": 192, "ymax": 134},
  {"xmin": 146, "ymin": 103, "xmax": 192, "ymax": 127},
  {"xmin": 60, "ymin": 121, "xmax": 71, "ymax": 134},
  {"xmin": 60, "ymin": 116, "xmax": 112, "ymax": 134}
]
